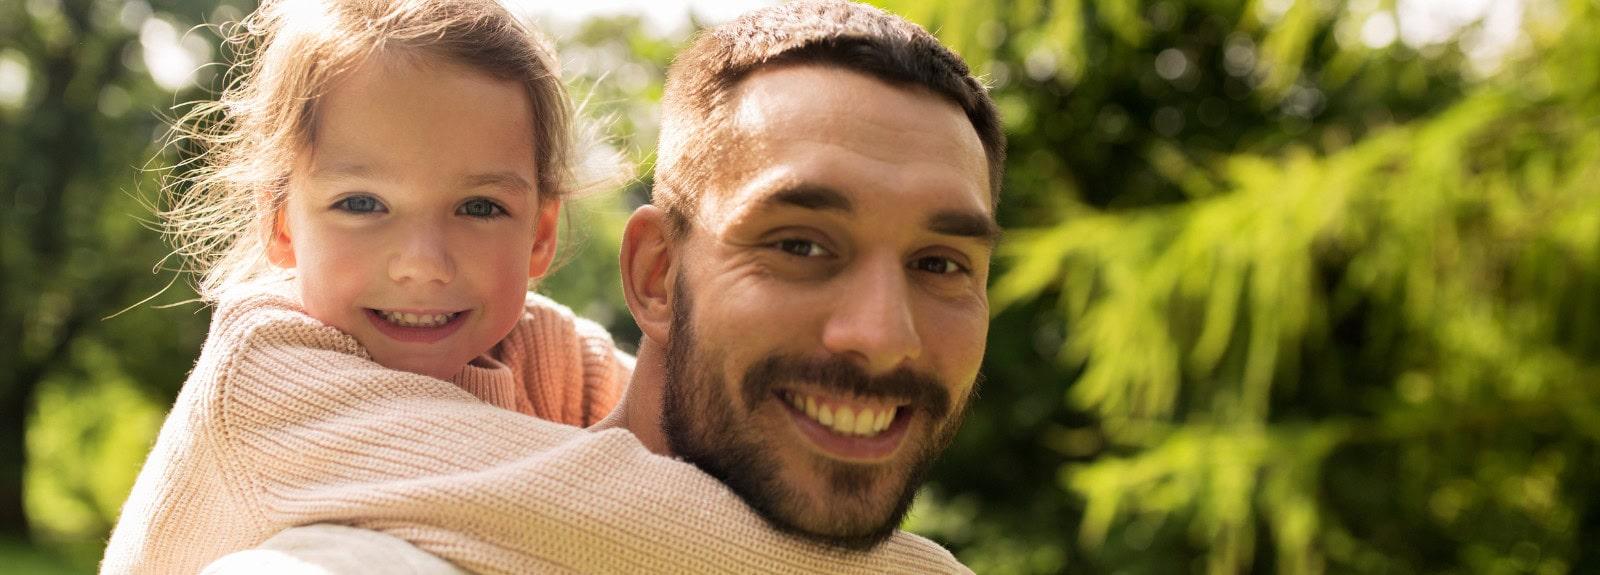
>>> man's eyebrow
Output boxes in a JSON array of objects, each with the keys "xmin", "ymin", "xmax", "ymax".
[
  {"xmin": 748, "ymin": 183, "xmax": 999, "ymax": 245},
  {"xmin": 759, "ymin": 185, "xmax": 854, "ymax": 212},
  {"xmin": 927, "ymin": 210, "xmax": 1002, "ymax": 247}
]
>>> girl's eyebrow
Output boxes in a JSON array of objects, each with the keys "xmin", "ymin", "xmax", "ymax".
[
  {"xmin": 461, "ymin": 172, "xmax": 533, "ymax": 194},
  {"xmin": 305, "ymin": 161, "xmax": 531, "ymax": 197},
  {"xmin": 309, "ymin": 161, "xmax": 376, "ymax": 181},
  {"xmin": 310, "ymin": 161, "xmax": 366, "ymax": 177}
]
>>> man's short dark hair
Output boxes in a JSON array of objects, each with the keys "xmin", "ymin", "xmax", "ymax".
[{"xmin": 653, "ymin": 0, "xmax": 1006, "ymax": 236}]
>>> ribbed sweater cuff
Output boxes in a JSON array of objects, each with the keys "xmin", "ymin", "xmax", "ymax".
[{"xmin": 451, "ymin": 358, "xmax": 520, "ymax": 412}]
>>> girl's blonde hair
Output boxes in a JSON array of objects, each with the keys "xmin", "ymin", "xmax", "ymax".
[{"xmin": 164, "ymin": 0, "xmax": 577, "ymax": 301}]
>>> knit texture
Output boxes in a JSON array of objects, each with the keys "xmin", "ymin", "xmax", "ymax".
[{"xmin": 102, "ymin": 284, "xmax": 970, "ymax": 574}]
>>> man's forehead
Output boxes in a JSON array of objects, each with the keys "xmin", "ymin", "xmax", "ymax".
[
  {"xmin": 700, "ymin": 65, "xmax": 992, "ymax": 224},
  {"xmin": 728, "ymin": 65, "xmax": 985, "ymax": 171}
]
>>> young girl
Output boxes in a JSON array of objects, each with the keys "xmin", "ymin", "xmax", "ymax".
[
  {"xmin": 104, "ymin": 0, "xmax": 968, "ymax": 573},
  {"xmin": 103, "ymin": 0, "xmax": 631, "ymax": 570}
]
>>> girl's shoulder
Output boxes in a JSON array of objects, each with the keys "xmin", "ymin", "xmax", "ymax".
[
  {"xmin": 519, "ymin": 292, "xmax": 615, "ymax": 347},
  {"xmin": 509, "ymin": 293, "xmax": 631, "ymax": 422}
]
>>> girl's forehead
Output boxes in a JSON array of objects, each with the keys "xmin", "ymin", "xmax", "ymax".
[{"xmin": 293, "ymin": 52, "xmax": 540, "ymax": 192}]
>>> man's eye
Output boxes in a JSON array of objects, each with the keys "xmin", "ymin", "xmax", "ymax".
[
  {"xmin": 333, "ymin": 195, "xmax": 384, "ymax": 214},
  {"xmin": 776, "ymin": 239, "xmax": 830, "ymax": 257},
  {"xmin": 458, "ymin": 198, "xmax": 507, "ymax": 218},
  {"xmin": 911, "ymin": 256, "xmax": 967, "ymax": 275}
]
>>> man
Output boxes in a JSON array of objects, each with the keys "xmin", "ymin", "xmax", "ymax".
[
  {"xmin": 206, "ymin": 1, "xmax": 1003, "ymax": 572},
  {"xmin": 594, "ymin": 0, "xmax": 1003, "ymax": 548}
]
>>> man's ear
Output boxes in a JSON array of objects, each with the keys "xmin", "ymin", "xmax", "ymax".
[
  {"xmin": 265, "ymin": 204, "xmax": 296, "ymax": 268},
  {"xmin": 527, "ymin": 198, "xmax": 562, "ymax": 279},
  {"xmin": 620, "ymin": 205, "xmax": 676, "ymax": 344}
]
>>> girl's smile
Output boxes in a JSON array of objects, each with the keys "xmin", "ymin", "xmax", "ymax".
[{"xmin": 364, "ymin": 309, "xmax": 470, "ymax": 343}]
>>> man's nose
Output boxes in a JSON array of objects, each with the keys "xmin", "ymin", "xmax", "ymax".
[
  {"xmin": 388, "ymin": 222, "xmax": 456, "ymax": 285},
  {"xmin": 821, "ymin": 256, "xmax": 922, "ymax": 374}
]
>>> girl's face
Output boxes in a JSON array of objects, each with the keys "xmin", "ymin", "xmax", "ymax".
[{"xmin": 269, "ymin": 51, "xmax": 559, "ymax": 381}]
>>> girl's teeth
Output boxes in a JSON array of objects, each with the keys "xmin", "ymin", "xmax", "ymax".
[{"xmin": 379, "ymin": 311, "xmax": 455, "ymax": 328}]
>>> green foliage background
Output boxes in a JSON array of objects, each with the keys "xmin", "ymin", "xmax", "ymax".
[{"xmin": 2, "ymin": 0, "xmax": 1597, "ymax": 573}]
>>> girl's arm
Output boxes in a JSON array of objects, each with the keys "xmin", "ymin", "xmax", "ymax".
[
  {"xmin": 202, "ymin": 524, "xmax": 468, "ymax": 575},
  {"xmin": 205, "ymin": 292, "xmax": 967, "ymax": 574}
]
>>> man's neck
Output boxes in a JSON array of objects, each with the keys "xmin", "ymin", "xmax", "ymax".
[{"xmin": 590, "ymin": 338, "xmax": 672, "ymax": 455}]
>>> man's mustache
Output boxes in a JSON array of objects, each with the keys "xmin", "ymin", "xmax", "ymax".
[{"xmin": 740, "ymin": 354, "xmax": 952, "ymax": 420}]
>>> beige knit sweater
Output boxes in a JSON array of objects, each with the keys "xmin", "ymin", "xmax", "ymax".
[{"xmin": 102, "ymin": 285, "xmax": 970, "ymax": 574}]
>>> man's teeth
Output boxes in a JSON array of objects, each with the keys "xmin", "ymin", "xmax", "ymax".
[
  {"xmin": 784, "ymin": 391, "xmax": 898, "ymax": 437},
  {"xmin": 378, "ymin": 310, "xmax": 456, "ymax": 328}
]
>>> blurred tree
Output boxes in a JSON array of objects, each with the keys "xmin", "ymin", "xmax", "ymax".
[
  {"xmin": 537, "ymin": 14, "xmax": 681, "ymax": 349},
  {"xmin": 0, "ymin": 0, "xmax": 219, "ymax": 547},
  {"xmin": 872, "ymin": 0, "xmax": 1600, "ymax": 573}
]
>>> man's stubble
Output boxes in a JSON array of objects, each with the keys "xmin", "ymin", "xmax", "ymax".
[{"xmin": 661, "ymin": 271, "xmax": 974, "ymax": 550}]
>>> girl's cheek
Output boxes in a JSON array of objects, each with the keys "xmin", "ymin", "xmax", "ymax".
[{"xmin": 323, "ymin": 228, "xmax": 386, "ymax": 265}]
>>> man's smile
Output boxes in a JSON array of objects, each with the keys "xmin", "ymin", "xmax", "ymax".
[{"xmin": 776, "ymin": 388, "xmax": 914, "ymax": 462}]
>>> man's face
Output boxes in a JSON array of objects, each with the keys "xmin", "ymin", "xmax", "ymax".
[{"xmin": 662, "ymin": 64, "xmax": 995, "ymax": 549}]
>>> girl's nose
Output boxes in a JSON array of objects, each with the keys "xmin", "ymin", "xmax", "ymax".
[{"xmin": 388, "ymin": 224, "xmax": 456, "ymax": 285}]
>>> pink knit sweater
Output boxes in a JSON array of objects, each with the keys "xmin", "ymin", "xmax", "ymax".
[{"xmin": 102, "ymin": 285, "xmax": 969, "ymax": 574}]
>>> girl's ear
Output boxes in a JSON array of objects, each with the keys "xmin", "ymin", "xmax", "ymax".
[
  {"xmin": 266, "ymin": 205, "xmax": 297, "ymax": 268},
  {"xmin": 620, "ymin": 205, "xmax": 676, "ymax": 344},
  {"xmin": 527, "ymin": 198, "xmax": 562, "ymax": 278}
]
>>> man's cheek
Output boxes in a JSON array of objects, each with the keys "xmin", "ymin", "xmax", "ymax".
[{"xmin": 922, "ymin": 293, "xmax": 985, "ymax": 336}]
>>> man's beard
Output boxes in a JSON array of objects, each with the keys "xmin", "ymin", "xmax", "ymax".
[{"xmin": 661, "ymin": 275, "xmax": 972, "ymax": 551}]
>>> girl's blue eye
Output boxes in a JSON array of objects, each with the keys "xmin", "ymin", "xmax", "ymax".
[
  {"xmin": 334, "ymin": 195, "xmax": 383, "ymax": 213},
  {"xmin": 459, "ymin": 198, "xmax": 506, "ymax": 218}
]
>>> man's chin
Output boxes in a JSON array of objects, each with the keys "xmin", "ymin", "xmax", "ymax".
[
  {"xmin": 752, "ymin": 457, "xmax": 926, "ymax": 551},
  {"xmin": 766, "ymin": 513, "xmax": 902, "ymax": 552},
  {"xmin": 677, "ymin": 429, "xmax": 920, "ymax": 551}
]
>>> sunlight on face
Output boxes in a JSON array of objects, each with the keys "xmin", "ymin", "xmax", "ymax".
[{"xmin": 272, "ymin": 51, "xmax": 555, "ymax": 381}]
